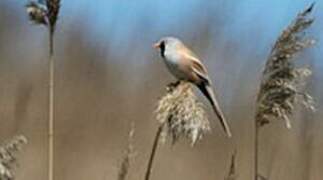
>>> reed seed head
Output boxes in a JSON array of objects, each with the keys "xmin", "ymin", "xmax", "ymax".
[
  {"xmin": 26, "ymin": 1, "xmax": 48, "ymax": 26},
  {"xmin": 0, "ymin": 135, "xmax": 27, "ymax": 180},
  {"xmin": 25, "ymin": 0, "xmax": 60, "ymax": 29},
  {"xmin": 46, "ymin": 0, "xmax": 60, "ymax": 30},
  {"xmin": 256, "ymin": 3, "xmax": 316, "ymax": 128},
  {"xmin": 155, "ymin": 81, "xmax": 210, "ymax": 146}
]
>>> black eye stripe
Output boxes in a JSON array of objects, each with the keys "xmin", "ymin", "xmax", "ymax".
[{"xmin": 160, "ymin": 41, "xmax": 165, "ymax": 58}]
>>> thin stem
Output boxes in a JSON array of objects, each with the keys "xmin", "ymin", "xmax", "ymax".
[
  {"xmin": 254, "ymin": 121, "xmax": 259, "ymax": 180},
  {"xmin": 144, "ymin": 125, "xmax": 163, "ymax": 180},
  {"xmin": 224, "ymin": 149, "xmax": 237, "ymax": 180},
  {"xmin": 48, "ymin": 26, "xmax": 55, "ymax": 180},
  {"xmin": 49, "ymin": 26, "xmax": 54, "ymax": 57}
]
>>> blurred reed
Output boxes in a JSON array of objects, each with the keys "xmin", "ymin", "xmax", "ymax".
[
  {"xmin": 224, "ymin": 150, "xmax": 237, "ymax": 180},
  {"xmin": 0, "ymin": 136, "xmax": 27, "ymax": 180},
  {"xmin": 25, "ymin": 1, "xmax": 61, "ymax": 180},
  {"xmin": 26, "ymin": 0, "xmax": 60, "ymax": 55},
  {"xmin": 117, "ymin": 123, "xmax": 135, "ymax": 180}
]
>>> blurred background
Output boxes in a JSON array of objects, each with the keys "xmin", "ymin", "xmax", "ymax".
[{"xmin": 0, "ymin": 0, "xmax": 322, "ymax": 180}]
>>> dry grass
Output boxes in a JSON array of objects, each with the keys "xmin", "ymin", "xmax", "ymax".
[
  {"xmin": 255, "ymin": 3, "xmax": 316, "ymax": 129},
  {"xmin": 144, "ymin": 81, "xmax": 211, "ymax": 180},
  {"xmin": 117, "ymin": 123, "xmax": 135, "ymax": 180},
  {"xmin": 25, "ymin": 1, "xmax": 61, "ymax": 180},
  {"xmin": 0, "ymin": 136, "xmax": 27, "ymax": 180},
  {"xmin": 156, "ymin": 81, "xmax": 210, "ymax": 145},
  {"xmin": 254, "ymin": 3, "xmax": 316, "ymax": 180}
]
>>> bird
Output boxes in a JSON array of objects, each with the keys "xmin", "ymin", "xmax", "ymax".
[{"xmin": 153, "ymin": 37, "xmax": 232, "ymax": 137}]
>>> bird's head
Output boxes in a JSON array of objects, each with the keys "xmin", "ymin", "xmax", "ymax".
[{"xmin": 153, "ymin": 37, "xmax": 182, "ymax": 58}]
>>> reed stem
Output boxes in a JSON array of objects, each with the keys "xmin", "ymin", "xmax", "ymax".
[
  {"xmin": 254, "ymin": 122, "xmax": 259, "ymax": 180},
  {"xmin": 144, "ymin": 125, "xmax": 163, "ymax": 180},
  {"xmin": 48, "ymin": 26, "xmax": 55, "ymax": 180}
]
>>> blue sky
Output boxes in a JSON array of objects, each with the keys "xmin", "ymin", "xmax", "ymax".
[
  {"xmin": 5, "ymin": 0, "xmax": 322, "ymax": 67},
  {"xmin": 60, "ymin": 0, "xmax": 322, "ymax": 37},
  {"xmin": 59, "ymin": 0, "xmax": 322, "ymax": 59}
]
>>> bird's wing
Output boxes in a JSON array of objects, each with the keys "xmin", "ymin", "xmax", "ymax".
[
  {"xmin": 192, "ymin": 61, "xmax": 210, "ymax": 84},
  {"xmin": 177, "ymin": 45, "xmax": 210, "ymax": 83},
  {"xmin": 182, "ymin": 53, "xmax": 210, "ymax": 84},
  {"xmin": 178, "ymin": 46, "xmax": 232, "ymax": 137}
]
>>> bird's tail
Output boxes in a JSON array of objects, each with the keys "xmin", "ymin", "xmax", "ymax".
[{"xmin": 197, "ymin": 83, "xmax": 232, "ymax": 137}]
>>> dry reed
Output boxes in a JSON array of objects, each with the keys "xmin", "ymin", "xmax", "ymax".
[
  {"xmin": 156, "ymin": 81, "xmax": 210, "ymax": 145},
  {"xmin": 25, "ymin": 1, "xmax": 60, "ymax": 180},
  {"xmin": 0, "ymin": 136, "xmax": 27, "ymax": 180},
  {"xmin": 256, "ymin": 3, "xmax": 316, "ymax": 129},
  {"xmin": 117, "ymin": 123, "xmax": 135, "ymax": 180},
  {"xmin": 254, "ymin": 3, "xmax": 316, "ymax": 180},
  {"xmin": 145, "ymin": 81, "xmax": 210, "ymax": 180}
]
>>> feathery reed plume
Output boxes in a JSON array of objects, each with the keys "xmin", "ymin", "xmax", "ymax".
[
  {"xmin": 0, "ymin": 136, "xmax": 27, "ymax": 180},
  {"xmin": 25, "ymin": 1, "xmax": 60, "ymax": 180},
  {"xmin": 144, "ymin": 81, "xmax": 210, "ymax": 180},
  {"xmin": 156, "ymin": 81, "xmax": 210, "ymax": 145},
  {"xmin": 254, "ymin": 3, "xmax": 315, "ymax": 180},
  {"xmin": 118, "ymin": 123, "xmax": 135, "ymax": 180},
  {"xmin": 224, "ymin": 150, "xmax": 237, "ymax": 180},
  {"xmin": 26, "ymin": 2, "xmax": 48, "ymax": 25},
  {"xmin": 256, "ymin": 3, "xmax": 315, "ymax": 129},
  {"xmin": 26, "ymin": 0, "xmax": 60, "ymax": 55}
]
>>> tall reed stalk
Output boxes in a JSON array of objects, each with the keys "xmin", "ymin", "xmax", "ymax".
[
  {"xmin": 254, "ymin": 3, "xmax": 315, "ymax": 180},
  {"xmin": 26, "ymin": 1, "xmax": 60, "ymax": 180}
]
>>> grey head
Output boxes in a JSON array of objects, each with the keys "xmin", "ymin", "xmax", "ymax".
[{"xmin": 153, "ymin": 37, "xmax": 183, "ymax": 58}]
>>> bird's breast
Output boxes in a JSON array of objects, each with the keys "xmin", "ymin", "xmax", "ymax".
[{"xmin": 163, "ymin": 55, "xmax": 189, "ymax": 80}]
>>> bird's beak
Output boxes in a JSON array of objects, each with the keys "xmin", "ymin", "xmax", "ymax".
[{"xmin": 153, "ymin": 42, "xmax": 160, "ymax": 49}]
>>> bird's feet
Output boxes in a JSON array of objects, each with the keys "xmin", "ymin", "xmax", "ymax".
[{"xmin": 166, "ymin": 80, "xmax": 181, "ymax": 92}]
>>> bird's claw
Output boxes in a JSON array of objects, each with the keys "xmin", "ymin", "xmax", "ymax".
[{"xmin": 166, "ymin": 81, "xmax": 181, "ymax": 92}]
